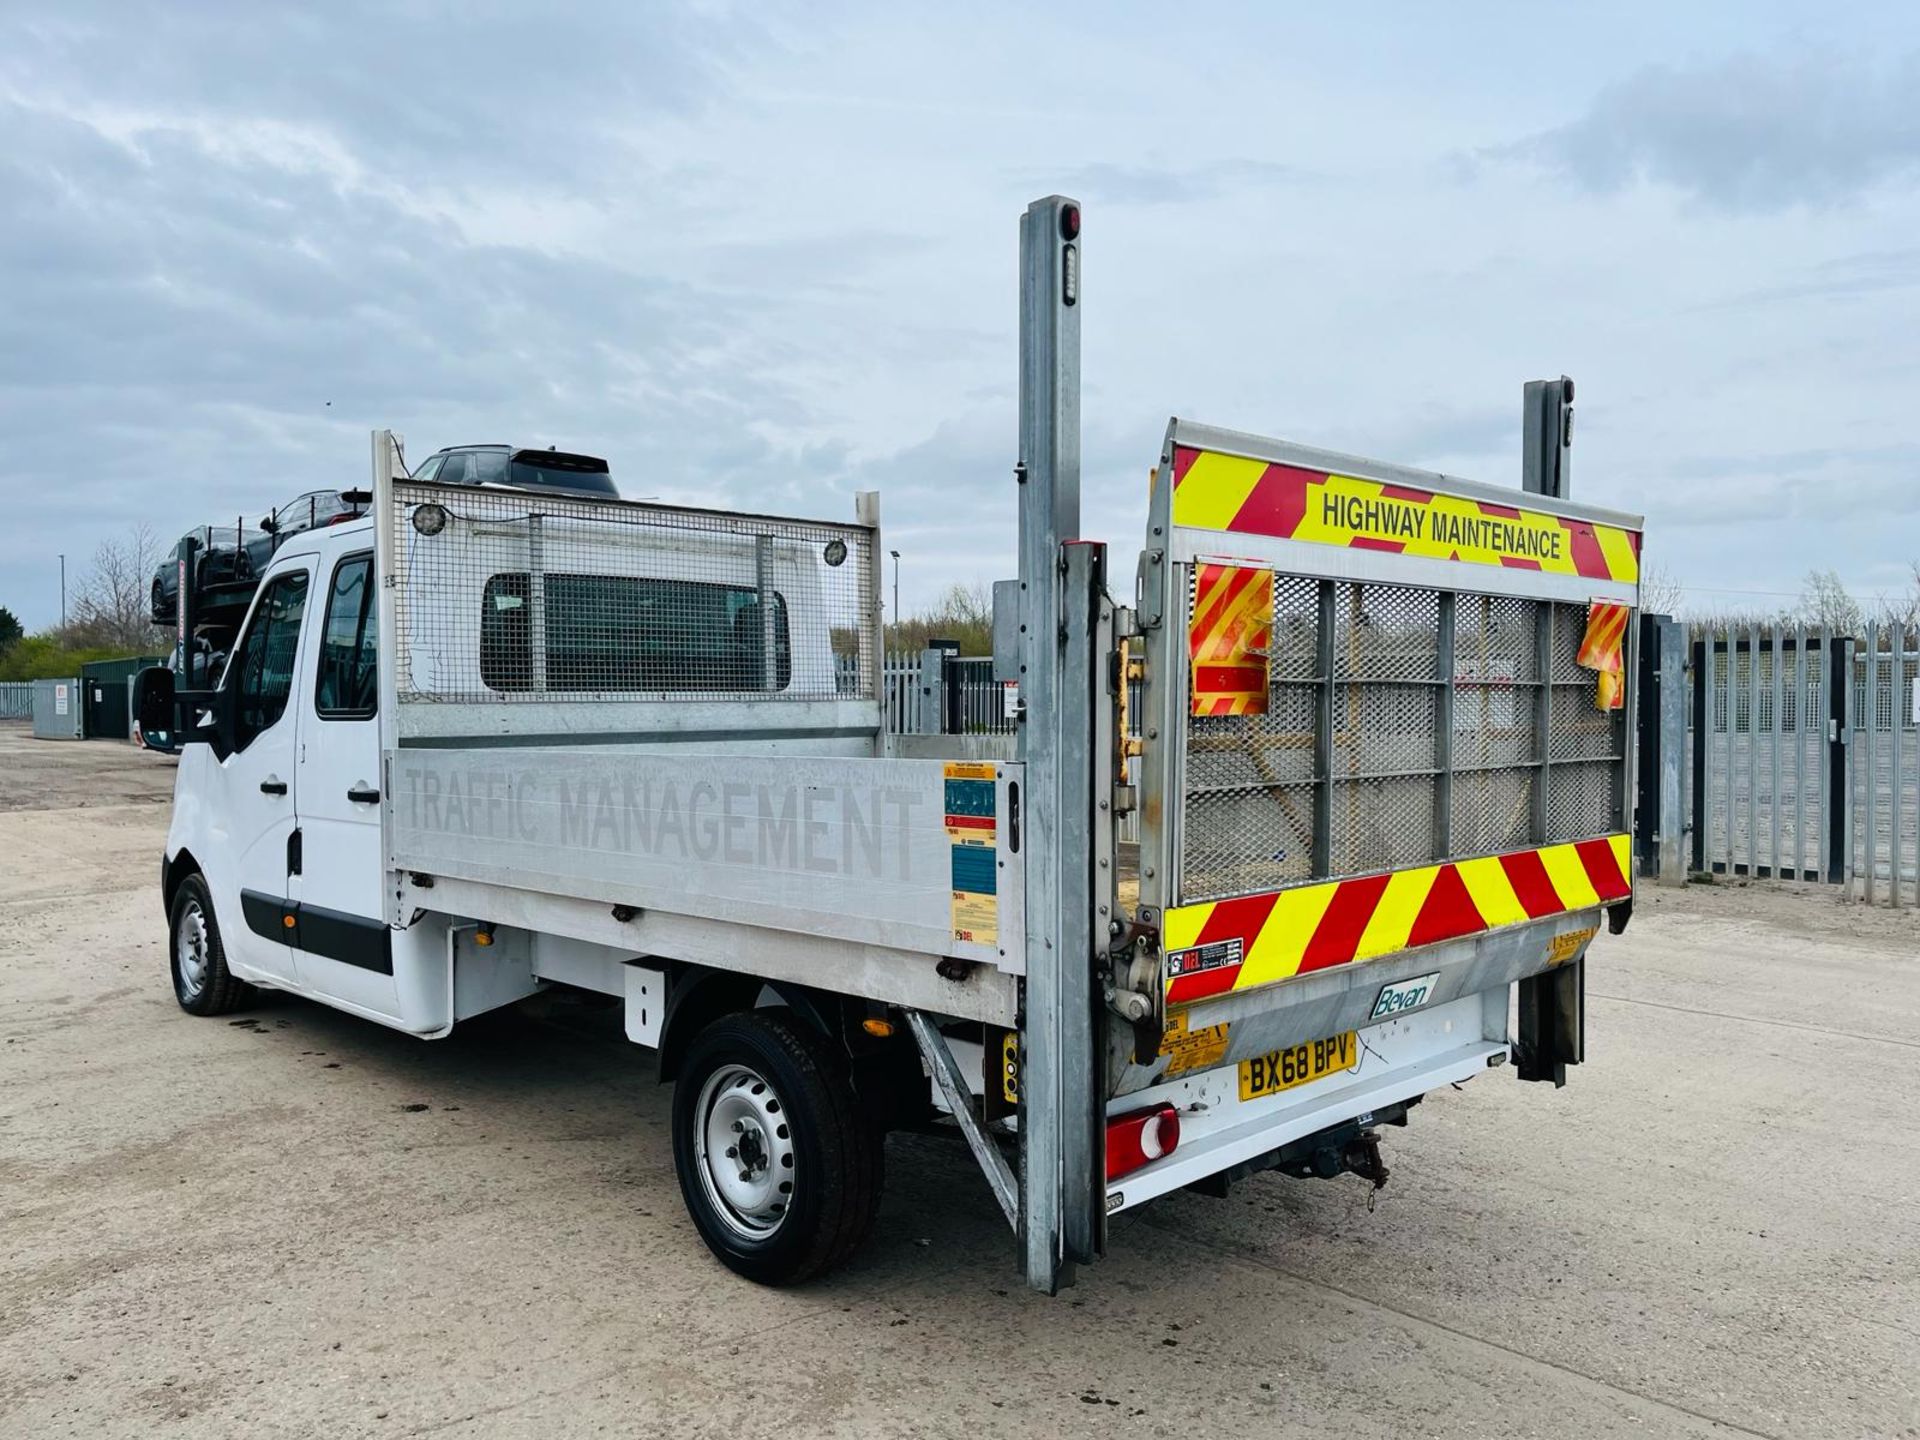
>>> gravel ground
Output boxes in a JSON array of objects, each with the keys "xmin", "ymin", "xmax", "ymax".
[{"xmin": 1, "ymin": 723, "xmax": 1915, "ymax": 1439}]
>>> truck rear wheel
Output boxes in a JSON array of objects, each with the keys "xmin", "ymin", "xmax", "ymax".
[
  {"xmin": 671, "ymin": 1010, "xmax": 883, "ymax": 1285},
  {"xmin": 169, "ymin": 873, "xmax": 255, "ymax": 1016}
]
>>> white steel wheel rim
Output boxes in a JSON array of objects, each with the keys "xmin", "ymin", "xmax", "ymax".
[
  {"xmin": 694, "ymin": 1062, "xmax": 796, "ymax": 1240},
  {"xmin": 176, "ymin": 899, "xmax": 210, "ymax": 997}
]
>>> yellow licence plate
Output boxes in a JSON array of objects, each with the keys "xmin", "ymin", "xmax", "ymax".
[{"xmin": 1238, "ymin": 1032, "xmax": 1357, "ymax": 1101}]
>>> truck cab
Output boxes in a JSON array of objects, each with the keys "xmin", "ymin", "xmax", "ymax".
[
  {"xmin": 159, "ymin": 498, "xmax": 845, "ymax": 1026},
  {"xmin": 161, "ymin": 517, "xmax": 402, "ymax": 1018}
]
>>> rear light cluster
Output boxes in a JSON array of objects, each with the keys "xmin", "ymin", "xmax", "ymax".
[{"xmin": 1106, "ymin": 1103, "xmax": 1180, "ymax": 1182}]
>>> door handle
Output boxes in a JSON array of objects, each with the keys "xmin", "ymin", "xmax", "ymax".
[
  {"xmin": 346, "ymin": 786, "xmax": 381, "ymax": 804},
  {"xmin": 260, "ymin": 778, "xmax": 288, "ymax": 796}
]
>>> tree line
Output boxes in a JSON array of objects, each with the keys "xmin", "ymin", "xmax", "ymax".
[
  {"xmin": 4, "ymin": 537, "xmax": 1911, "ymax": 688},
  {"xmin": 1655, "ymin": 563, "xmax": 1920, "ymax": 640},
  {"xmin": 0, "ymin": 525, "xmax": 170, "ymax": 681}
]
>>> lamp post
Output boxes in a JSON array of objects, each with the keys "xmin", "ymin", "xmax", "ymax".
[
  {"xmin": 889, "ymin": 549, "xmax": 901, "ymax": 628},
  {"xmin": 58, "ymin": 553, "xmax": 66, "ymax": 630}
]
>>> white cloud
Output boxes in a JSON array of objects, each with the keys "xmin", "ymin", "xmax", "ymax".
[
  {"xmin": 1490, "ymin": 49, "xmax": 1920, "ymax": 212},
  {"xmin": 3, "ymin": 5, "xmax": 1919, "ymax": 630}
]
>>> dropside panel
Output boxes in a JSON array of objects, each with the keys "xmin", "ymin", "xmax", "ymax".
[{"xmin": 386, "ymin": 749, "xmax": 1025, "ymax": 971}]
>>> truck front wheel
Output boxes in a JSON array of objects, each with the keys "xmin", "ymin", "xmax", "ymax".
[
  {"xmin": 671, "ymin": 1010, "xmax": 883, "ymax": 1285},
  {"xmin": 168, "ymin": 873, "xmax": 255, "ymax": 1016}
]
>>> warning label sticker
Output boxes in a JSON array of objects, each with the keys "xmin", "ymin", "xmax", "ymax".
[
  {"xmin": 1164, "ymin": 935, "xmax": 1243, "ymax": 981},
  {"xmin": 944, "ymin": 762, "xmax": 998, "ymax": 946},
  {"xmin": 1159, "ymin": 1012, "xmax": 1230, "ymax": 1077}
]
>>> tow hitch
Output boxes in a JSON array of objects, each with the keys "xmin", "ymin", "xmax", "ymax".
[
  {"xmin": 1185, "ymin": 1100, "xmax": 1415, "ymax": 1199},
  {"xmin": 1276, "ymin": 1119, "xmax": 1391, "ymax": 1191},
  {"xmin": 1334, "ymin": 1130, "xmax": 1390, "ymax": 1190}
]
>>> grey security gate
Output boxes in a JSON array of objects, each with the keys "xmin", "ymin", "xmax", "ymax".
[
  {"xmin": 1689, "ymin": 627, "xmax": 1847, "ymax": 884},
  {"xmin": 1850, "ymin": 622, "xmax": 1920, "ymax": 907},
  {"xmin": 30, "ymin": 677, "xmax": 86, "ymax": 740}
]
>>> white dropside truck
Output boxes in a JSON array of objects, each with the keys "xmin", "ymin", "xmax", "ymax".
[{"xmin": 138, "ymin": 198, "xmax": 1644, "ymax": 1292}]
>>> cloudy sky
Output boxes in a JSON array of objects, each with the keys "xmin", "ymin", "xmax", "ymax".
[{"xmin": 4, "ymin": 2, "xmax": 1918, "ymax": 630}]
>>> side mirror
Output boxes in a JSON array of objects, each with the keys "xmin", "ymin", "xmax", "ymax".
[
  {"xmin": 258, "ymin": 514, "xmax": 278, "ymax": 534},
  {"xmin": 132, "ymin": 666, "xmax": 178, "ymax": 750}
]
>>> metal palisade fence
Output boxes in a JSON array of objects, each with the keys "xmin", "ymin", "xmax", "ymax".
[
  {"xmin": 871, "ymin": 649, "xmax": 1145, "ymax": 843},
  {"xmin": 1852, "ymin": 621, "xmax": 1920, "ymax": 905},
  {"xmin": 870, "ymin": 651, "xmax": 1020, "ymax": 736},
  {"xmin": 1674, "ymin": 618, "xmax": 1918, "ymax": 907},
  {"xmin": 0, "ymin": 682, "xmax": 31, "ymax": 721}
]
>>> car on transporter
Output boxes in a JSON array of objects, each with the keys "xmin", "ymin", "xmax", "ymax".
[
  {"xmin": 149, "ymin": 450, "xmax": 614, "ymax": 628},
  {"xmin": 408, "ymin": 444, "xmax": 617, "ymax": 497},
  {"xmin": 149, "ymin": 521, "xmax": 268, "ymax": 626}
]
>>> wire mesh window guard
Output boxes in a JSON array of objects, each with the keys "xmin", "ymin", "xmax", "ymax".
[
  {"xmin": 389, "ymin": 480, "xmax": 876, "ymax": 705},
  {"xmin": 1179, "ymin": 573, "xmax": 1626, "ymax": 903}
]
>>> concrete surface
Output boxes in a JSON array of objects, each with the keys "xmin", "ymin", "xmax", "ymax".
[{"xmin": 0, "ymin": 722, "xmax": 1915, "ymax": 1439}]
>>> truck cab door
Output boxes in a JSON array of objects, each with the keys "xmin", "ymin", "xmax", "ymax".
[
  {"xmin": 292, "ymin": 549, "xmax": 400, "ymax": 1018},
  {"xmin": 203, "ymin": 560, "xmax": 315, "ymax": 987}
]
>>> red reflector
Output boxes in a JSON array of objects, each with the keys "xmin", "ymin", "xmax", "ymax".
[
  {"xmin": 1106, "ymin": 1104, "xmax": 1180, "ymax": 1182},
  {"xmin": 1060, "ymin": 203, "xmax": 1081, "ymax": 240}
]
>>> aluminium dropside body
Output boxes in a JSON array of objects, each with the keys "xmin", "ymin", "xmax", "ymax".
[
  {"xmin": 374, "ymin": 200, "xmax": 1643, "ymax": 1292},
  {"xmin": 149, "ymin": 195, "xmax": 1643, "ymax": 1295}
]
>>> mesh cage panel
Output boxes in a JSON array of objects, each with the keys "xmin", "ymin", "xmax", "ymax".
[
  {"xmin": 1455, "ymin": 684, "xmax": 1537, "ymax": 766},
  {"xmin": 1453, "ymin": 768, "xmax": 1534, "ymax": 856},
  {"xmin": 1330, "ymin": 777, "xmax": 1436, "ymax": 874},
  {"xmin": 388, "ymin": 480, "xmax": 876, "ymax": 705},
  {"xmin": 1269, "ymin": 574, "xmax": 1320, "ymax": 681},
  {"xmin": 1334, "ymin": 583, "xmax": 1441, "ymax": 680},
  {"xmin": 1547, "ymin": 684, "xmax": 1620, "ymax": 760},
  {"xmin": 1174, "ymin": 567, "xmax": 1631, "ymax": 904},
  {"xmin": 1549, "ymin": 602, "xmax": 1590, "ymax": 682},
  {"xmin": 1455, "ymin": 594, "xmax": 1540, "ymax": 683},
  {"xmin": 1186, "ymin": 684, "xmax": 1318, "ymax": 789},
  {"xmin": 1183, "ymin": 785, "xmax": 1315, "ymax": 897},
  {"xmin": 1334, "ymin": 684, "xmax": 1436, "ymax": 775},
  {"xmin": 1548, "ymin": 760, "xmax": 1618, "ymax": 840},
  {"xmin": 1455, "ymin": 594, "xmax": 1540, "ymax": 769}
]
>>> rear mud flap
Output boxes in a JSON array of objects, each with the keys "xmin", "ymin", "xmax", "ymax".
[{"xmin": 1516, "ymin": 956, "xmax": 1584, "ymax": 1086}]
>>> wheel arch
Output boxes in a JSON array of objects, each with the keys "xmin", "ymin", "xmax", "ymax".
[
  {"xmin": 657, "ymin": 966, "xmax": 847, "ymax": 1084},
  {"xmin": 162, "ymin": 847, "xmax": 204, "ymax": 921}
]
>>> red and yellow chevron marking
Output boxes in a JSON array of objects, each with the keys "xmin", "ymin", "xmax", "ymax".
[
  {"xmin": 1189, "ymin": 562, "xmax": 1272, "ymax": 716},
  {"xmin": 1578, "ymin": 601, "xmax": 1629, "ymax": 672},
  {"xmin": 1579, "ymin": 599, "xmax": 1630, "ymax": 711},
  {"xmin": 1169, "ymin": 446, "xmax": 1640, "ymax": 585},
  {"xmin": 1163, "ymin": 834, "xmax": 1631, "ymax": 1005}
]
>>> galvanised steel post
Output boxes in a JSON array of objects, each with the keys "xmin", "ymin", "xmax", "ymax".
[
  {"xmin": 1016, "ymin": 193, "xmax": 1097, "ymax": 1293},
  {"xmin": 1890, "ymin": 626, "xmax": 1904, "ymax": 909},
  {"xmin": 1689, "ymin": 636, "xmax": 1707, "ymax": 875},
  {"xmin": 1655, "ymin": 617, "xmax": 1687, "ymax": 885},
  {"xmin": 1747, "ymin": 623, "xmax": 1760, "ymax": 877},
  {"xmin": 1728, "ymin": 633, "xmax": 1743, "ymax": 875},
  {"xmin": 1795, "ymin": 628, "xmax": 1808, "ymax": 881},
  {"xmin": 1771, "ymin": 622, "xmax": 1784, "ymax": 882},
  {"xmin": 1865, "ymin": 622, "xmax": 1879, "ymax": 904}
]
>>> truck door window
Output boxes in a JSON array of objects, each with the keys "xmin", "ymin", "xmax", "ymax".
[
  {"xmin": 228, "ymin": 571, "xmax": 310, "ymax": 750},
  {"xmin": 315, "ymin": 553, "xmax": 377, "ymax": 719},
  {"xmin": 479, "ymin": 572, "xmax": 790, "ymax": 693}
]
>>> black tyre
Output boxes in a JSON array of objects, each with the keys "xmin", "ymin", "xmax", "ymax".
[
  {"xmin": 671, "ymin": 1010, "xmax": 883, "ymax": 1285},
  {"xmin": 168, "ymin": 873, "xmax": 256, "ymax": 1016}
]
